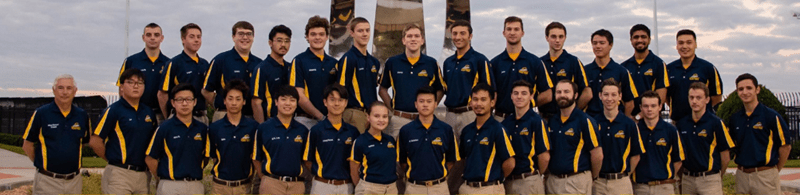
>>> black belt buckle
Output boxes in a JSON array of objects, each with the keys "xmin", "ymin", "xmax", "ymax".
[
  {"xmin": 685, "ymin": 170, "xmax": 719, "ymax": 177},
  {"xmin": 38, "ymin": 169, "xmax": 78, "ymax": 180},
  {"xmin": 112, "ymin": 163, "xmax": 147, "ymax": 172},
  {"xmin": 465, "ymin": 180, "xmax": 501, "ymax": 188},
  {"xmin": 599, "ymin": 172, "xmax": 628, "ymax": 180}
]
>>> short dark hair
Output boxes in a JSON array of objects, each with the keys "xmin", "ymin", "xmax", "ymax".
[
  {"xmin": 119, "ymin": 68, "xmax": 144, "ymax": 84},
  {"xmin": 556, "ymin": 79, "xmax": 579, "ymax": 95},
  {"xmin": 512, "ymin": 80, "xmax": 533, "ymax": 94},
  {"xmin": 676, "ymin": 29, "xmax": 696, "ymax": 40},
  {"xmin": 144, "ymin": 23, "xmax": 161, "ymax": 33},
  {"xmin": 451, "ymin": 20, "xmax": 473, "ymax": 34},
  {"xmin": 629, "ymin": 24, "xmax": 650, "ymax": 37},
  {"xmin": 269, "ymin": 25, "xmax": 292, "ymax": 40},
  {"xmin": 688, "ymin": 82, "xmax": 709, "ymax": 98},
  {"xmin": 275, "ymin": 85, "xmax": 299, "ymax": 100},
  {"xmin": 232, "ymin": 21, "xmax": 254, "ymax": 36},
  {"xmin": 170, "ymin": 83, "xmax": 197, "ymax": 100},
  {"xmin": 471, "ymin": 83, "xmax": 495, "ymax": 100},
  {"xmin": 504, "ymin": 16, "xmax": 523, "ymax": 31},
  {"xmin": 415, "ymin": 86, "xmax": 437, "ymax": 99},
  {"xmin": 180, "ymin": 23, "xmax": 202, "ymax": 39},
  {"xmin": 305, "ymin": 15, "xmax": 330, "ymax": 36},
  {"xmin": 367, "ymin": 101, "xmax": 389, "ymax": 115},
  {"xmin": 348, "ymin": 17, "xmax": 369, "ymax": 31},
  {"xmin": 223, "ymin": 79, "xmax": 249, "ymax": 99},
  {"xmin": 735, "ymin": 73, "xmax": 759, "ymax": 87},
  {"xmin": 403, "ymin": 23, "xmax": 424, "ymax": 37},
  {"xmin": 601, "ymin": 78, "xmax": 621, "ymax": 94},
  {"xmin": 640, "ymin": 90, "xmax": 661, "ymax": 103},
  {"xmin": 323, "ymin": 84, "xmax": 348, "ymax": 100},
  {"xmin": 591, "ymin": 29, "xmax": 614, "ymax": 45},
  {"xmin": 545, "ymin": 21, "xmax": 566, "ymax": 36}
]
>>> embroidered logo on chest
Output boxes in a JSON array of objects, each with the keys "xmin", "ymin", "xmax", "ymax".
[
  {"xmin": 387, "ymin": 142, "xmax": 395, "ymax": 148},
  {"xmin": 689, "ymin": 73, "xmax": 700, "ymax": 81},
  {"xmin": 656, "ymin": 138, "xmax": 667, "ymax": 146},
  {"xmin": 194, "ymin": 133, "xmax": 202, "ymax": 141},
  {"xmin": 479, "ymin": 137, "xmax": 490, "ymax": 145},
  {"xmin": 345, "ymin": 137, "xmax": 353, "ymax": 145},
  {"xmin": 144, "ymin": 115, "xmax": 152, "ymax": 123},
  {"xmin": 431, "ymin": 137, "xmax": 443, "ymax": 146},
  {"xmin": 240, "ymin": 134, "xmax": 251, "ymax": 142},
  {"xmin": 754, "ymin": 122, "xmax": 763, "ymax": 130},
  {"xmin": 698, "ymin": 129, "xmax": 708, "ymax": 137},
  {"xmin": 565, "ymin": 128, "xmax": 575, "ymax": 136},
  {"xmin": 614, "ymin": 130, "xmax": 625, "ymax": 138},
  {"xmin": 519, "ymin": 127, "xmax": 529, "ymax": 136},
  {"xmin": 371, "ymin": 65, "xmax": 378, "ymax": 73},
  {"xmin": 461, "ymin": 65, "xmax": 471, "ymax": 72},
  {"xmin": 557, "ymin": 69, "xmax": 567, "ymax": 77},
  {"xmin": 294, "ymin": 135, "xmax": 303, "ymax": 143},
  {"xmin": 518, "ymin": 67, "xmax": 529, "ymax": 75},
  {"xmin": 71, "ymin": 122, "xmax": 81, "ymax": 130},
  {"xmin": 644, "ymin": 69, "xmax": 653, "ymax": 76},
  {"xmin": 418, "ymin": 70, "xmax": 429, "ymax": 77}
]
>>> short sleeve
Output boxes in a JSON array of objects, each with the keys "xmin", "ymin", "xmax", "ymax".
[
  {"xmin": 160, "ymin": 61, "xmax": 178, "ymax": 92},
  {"xmin": 630, "ymin": 122, "xmax": 645, "ymax": 156},
  {"xmin": 622, "ymin": 70, "xmax": 639, "ymax": 101},
  {"xmin": 303, "ymin": 128, "xmax": 317, "ymax": 161},
  {"xmin": 203, "ymin": 59, "xmax": 221, "ymax": 91},
  {"xmin": 252, "ymin": 129, "xmax": 263, "ymax": 161},
  {"xmin": 707, "ymin": 66, "xmax": 723, "ymax": 96},
  {"xmin": 207, "ymin": 129, "xmax": 217, "ymax": 159},
  {"xmin": 574, "ymin": 59, "xmax": 589, "ymax": 90},
  {"xmin": 716, "ymin": 119, "xmax": 735, "ymax": 151},
  {"xmin": 774, "ymin": 115, "xmax": 791, "ymax": 146},
  {"xmin": 93, "ymin": 107, "xmax": 116, "ymax": 139},
  {"xmin": 535, "ymin": 60, "xmax": 554, "ymax": 93},
  {"xmin": 671, "ymin": 130, "xmax": 685, "ymax": 162},
  {"xmin": 494, "ymin": 127, "xmax": 516, "ymax": 161},
  {"xmin": 349, "ymin": 138, "xmax": 363, "ymax": 163},
  {"xmin": 582, "ymin": 118, "xmax": 601, "ymax": 149},
  {"xmin": 250, "ymin": 66, "xmax": 264, "ymax": 99},
  {"xmin": 116, "ymin": 59, "xmax": 129, "ymax": 86},
  {"xmin": 430, "ymin": 63, "xmax": 444, "ymax": 92},
  {"xmin": 146, "ymin": 126, "xmax": 166, "ymax": 159},
  {"xmin": 22, "ymin": 111, "xmax": 41, "ymax": 142},
  {"xmin": 290, "ymin": 59, "xmax": 306, "ymax": 89},
  {"xmin": 380, "ymin": 60, "xmax": 393, "ymax": 88},
  {"xmin": 477, "ymin": 59, "xmax": 493, "ymax": 87},
  {"xmin": 533, "ymin": 120, "xmax": 550, "ymax": 155},
  {"xmin": 655, "ymin": 62, "xmax": 669, "ymax": 89}
]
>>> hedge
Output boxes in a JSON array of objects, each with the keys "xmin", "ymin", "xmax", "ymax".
[{"xmin": 0, "ymin": 132, "xmax": 97, "ymax": 157}]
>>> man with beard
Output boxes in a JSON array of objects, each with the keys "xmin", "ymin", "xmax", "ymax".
[
  {"xmin": 545, "ymin": 79, "xmax": 602, "ymax": 194},
  {"xmin": 291, "ymin": 16, "xmax": 340, "ymax": 129},
  {"xmin": 116, "ymin": 23, "xmax": 170, "ymax": 124},
  {"xmin": 583, "ymin": 29, "xmax": 638, "ymax": 118},
  {"xmin": 540, "ymin": 22, "xmax": 591, "ymax": 121},
  {"xmin": 633, "ymin": 91, "xmax": 684, "ymax": 195},
  {"xmin": 666, "ymin": 29, "xmax": 723, "ymax": 121},
  {"xmin": 336, "ymin": 17, "xmax": 381, "ymax": 133},
  {"xmin": 252, "ymin": 25, "xmax": 293, "ymax": 123},
  {"xmin": 158, "ymin": 23, "xmax": 210, "ymax": 124},
  {"xmin": 620, "ymin": 24, "xmax": 669, "ymax": 116}
]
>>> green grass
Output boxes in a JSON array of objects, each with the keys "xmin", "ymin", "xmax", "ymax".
[
  {"xmin": 0, "ymin": 143, "xmax": 25, "ymax": 155},
  {"xmin": 82, "ymin": 173, "xmax": 103, "ymax": 194},
  {"xmin": 728, "ymin": 159, "xmax": 800, "ymax": 168},
  {"xmin": 722, "ymin": 173, "xmax": 736, "ymax": 194}
]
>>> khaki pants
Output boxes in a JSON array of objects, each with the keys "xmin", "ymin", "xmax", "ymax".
[
  {"xmin": 735, "ymin": 168, "xmax": 781, "ymax": 195},
  {"xmin": 296, "ymin": 116, "xmax": 319, "ymax": 130},
  {"xmin": 210, "ymin": 179, "xmax": 250, "ymax": 195},
  {"xmin": 32, "ymin": 172, "xmax": 82, "ymax": 195},
  {"xmin": 545, "ymin": 171, "xmax": 592, "ymax": 194},
  {"xmin": 386, "ymin": 114, "xmax": 413, "ymax": 139},
  {"xmin": 259, "ymin": 176, "xmax": 305, "ymax": 195},
  {"xmin": 443, "ymin": 110, "xmax": 475, "ymax": 138},
  {"xmin": 681, "ymin": 173, "xmax": 722, "ymax": 195},
  {"xmin": 458, "ymin": 183, "xmax": 505, "ymax": 195},
  {"xmin": 101, "ymin": 165, "xmax": 149, "ymax": 195},
  {"xmin": 403, "ymin": 181, "xmax": 449, "ymax": 195},
  {"xmin": 592, "ymin": 176, "xmax": 633, "ymax": 195},
  {"xmin": 355, "ymin": 180, "xmax": 398, "ymax": 195},
  {"xmin": 633, "ymin": 183, "xmax": 674, "ymax": 195},
  {"xmin": 344, "ymin": 108, "xmax": 369, "ymax": 133},
  {"xmin": 156, "ymin": 180, "xmax": 204, "ymax": 195},
  {"xmin": 504, "ymin": 175, "xmax": 545, "ymax": 195},
  {"xmin": 310, "ymin": 179, "xmax": 354, "ymax": 195}
]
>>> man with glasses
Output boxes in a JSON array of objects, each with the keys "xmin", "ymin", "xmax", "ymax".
[{"xmin": 252, "ymin": 25, "xmax": 293, "ymax": 123}]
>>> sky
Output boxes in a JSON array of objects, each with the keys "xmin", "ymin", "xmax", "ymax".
[{"xmin": 1, "ymin": 0, "xmax": 799, "ymax": 98}]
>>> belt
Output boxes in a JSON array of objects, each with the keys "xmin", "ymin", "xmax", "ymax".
[
  {"xmin": 643, "ymin": 179, "xmax": 677, "ymax": 186},
  {"xmin": 739, "ymin": 165, "xmax": 775, "ymax": 173},
  {"xmin": 494, "ymin": 112, "xmax": 510, "ymax": 118},
  {"xmin": 162, "ymin": 177, "xmax": 200, "ymax": 181},
  {"xmin": 552, "ymin": 171, "xmax": 588, "ymax": 178},
  {"xmin": 598, "ymin": 172, "xmax": 628, "ymax": 180},
  {"xmin": 446, "ymin": 106, "xmax": 472, "ymax": 113},
  {"xmin": 213, "ymin": 177, "xmax": 250, "ymax": 187},
  {"xmin": 38, "ymin": 169, "xmax": 78, "ymax": 180},
  {"xmin": 266, "ymin": 173, "xmax": 304, "ymax": 182},
  {"xmin": 111, "ymin": 163, "xmax": 148, "ymax": 172},
  {"xmin": 193, "ymin": 110, "xmax": 206, "ymax": 117},
  {"xmin": 407, "ymin": 177, "xmax": 446, "ymax": 186},
  {"xmin": 684, "ymin": 170, "xmax": 719, "ymax": 177},
  {"xmin": 314, "ymin": 177, "xmax": 352, "ymax": 185},
  {"xmin": 393, "ymin": 110, "xmax": 418, "ymax": 120},
  {"xmin": 507, "ymin": 170, "xmax": 540, "ymax": 180},
  {"xmin": 464, "ymin": 180, "xmax": 502, "ymax": 188}
]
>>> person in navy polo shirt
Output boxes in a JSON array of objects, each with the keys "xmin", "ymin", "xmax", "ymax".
[
  {"xmin": 337, "ymin": 17, "xmax": 381, "ymax": 133},
  {"xmin": 304, "ymin": 84, "xmax": 360, "ymax": 194},
  {"xmin": 458, "ymin": 83, "xmax": 515, "ymax": 194},
  {"xmin": 145, "ymin": 83, "xmax": 209, "ymax": 195},
  {"xmin": 491, "ymin": 16, "xmax": 553, "ymax": 122},
  {"xmin": 349, "ymin": 101, "xmax": 398, "ymax": 195},
  {"xmin": 203, "ymin": 21, "xmax": 263, "ymax": 123},
  {"xmin": 379, "ymin": 24, "xmax": 445, "ymax": 139},
  {"xmin": 158, "ymin": 23, "xmax": 210, "ymax": 124},
  {"xmin": 667, "ymin": 29, "xmax": 723, "ymax": 121},
  {"xmin": 729, "ymin": 73, "xmax": 791, "ymax": 194},
  {"xmin": 116, "ymin": 23, "xmax": 170, "ymax": 124},
  {"xmin": 500, "ymin": 80, "xmax": 550, "ymax": 195},
  {"xmin": 620, "ymin": 24, "xmax": 669, "ymax": 117},
  {"xmin": 291, "ymin": 15, "xmax": 340, "ymax": 129},
  {"xmin": 207, "ymin": 79, "xmax": 258, "ymax": 195},
  {"xmin": 397, "ymin": 86, "xmax": 460, "ymax": 195},
  {"xmin": 540, "ymin": 22, "xmax": 591, "ymax": 121},
  {"xmin": 591, "ymin": 79, "xmax": 644, "ymax": 195},
  {"xmin": 633, "ymin": 91, "xmax": 684, "ymax": 195},
  {"xmin": 253, "ymin": 85, "xmax": 309, "ymax": 195},
  {"xmin": 675, "ymin": 82, "xmax": 734, "ymax": 195},
  {"xmin": 584, "ymin": 29, "xmax": 639, "ymax": 118},
  {"xmin": 252, "ymin": 25, "xmax": 293, "ymax": 123},
  {"xmin": 545, "ymin": 79, "xmax": 602, "ymax": 194},
  {"xmin": 90, "ymin": 69, "xmax": 157, "ymax": 195},
  {"xmin": 22, "ymin": 74, "xmax": 90, "ymax": 194}
]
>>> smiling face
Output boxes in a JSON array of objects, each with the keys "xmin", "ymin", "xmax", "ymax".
[
  {"xmin": 451, "ymin": 26, "xmax": 471, "ymax": 50},
  {"xmin": 276, "ymin": 95, "xmax": 298, "ymax": 116},
  {"xmin": 511, "ymin": 85, "xmax": 532, "ymax": 109},
  {"xmin": 403, "ymin": 28, "xmax": 424, "ymax": 53},
  {"xmin": 503, "ymin": 21, "xmax": 524, "ymax": 45},
  {"xmin": 323, "ymin": 91, "xmax": 347, "ymax": 116},
  {"xmin": 630, "ymin": 30, "xmax": 650, "ymax": 53},
  {"xmin": 181, "ymin": 28, "xmax": 202, "ymax": 53},
  {"xmin": 232, "ymin": 27, "xmax": 254, "ymax": 52},
  {"xmin": 676, "ymin": 34, "xmax": 697, "ymax": 59},
  {"xmin": 736, "ymin": 79, "xmax": 760, "ymax": 105},
  {"xmin": 470, "ymin": 90, "xmax": 495, "ymax": 117},
  {"xmin": 53, "ymin": 78, "xmax": 77, "ymax": 106},
  {"xmin": 367, "ymin": 105, "xmax": 389, "ymax": 131},
  {"xmin": 600, "ymin": 85, "xmax": 621, "ymax": 111},
  {"xmin": 306, "ymin": 27, "xmax": 328, "ymax": 51}
]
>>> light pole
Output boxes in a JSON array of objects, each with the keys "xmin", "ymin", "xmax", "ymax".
[{"xmin": 653, "ymin": 0, "xmax": 659, "ymax": 55}]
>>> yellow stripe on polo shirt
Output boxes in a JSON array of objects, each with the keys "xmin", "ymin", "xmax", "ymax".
[
  {"xmin": 484, "ymin": 144, "xmax": 497, "ymax": 182},
  {"xmin": 164, "ymin": 140, "xmax": 175, "ymax": 179},
  {"xmin": 39, "ymin": 128, "xmax": 48, "ymax": 171},
  {"xmin": 22, "ymin": 111, "xmax": 37, "ymax": 140},
  {"xmin": 114, "ymin": 122, "xmax": 128, "ymax": 164}
]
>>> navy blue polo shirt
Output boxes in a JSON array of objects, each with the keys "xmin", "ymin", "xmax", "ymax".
[
  {"xmin": 117, "ymin": 49, "xmax": 170, "ymax": 110},
  {"xmin": 666, "ymin": 56, "xmax": 722, "ymax": 121},
  {"xmin": 621, "ymin": 50, "xmax": 669, "ymax": 115},
  {"xmin": 146, "ymin": 117, "xmax": 209, "ymax": 180},
  {"xmin": 729, "ymin": 103, "xmax": 791, "ymax": 168},
  {"xmin": 253, "ymin": 117, "xmax": 309, "ymax": 177},
  {"xmin": 676, "ymin": 111, "xmax": 734, "ymax": 172},
  {"xmin": 350, "ymin": 132, "xmax": 398, "ymax": 184},
  {"xmin": 491, "ymin": 48, "xmax": 553, "ymax": 114},
  {"xmin": 23, "ymin": 103, "xmax": 91, "ymax": 174},
  {"xmin": 93, "ymin": 100, "xmax": 157, "ymax": 168},
  {"xmin": 251, "ymin": 55, "xmax": 291, "ymax": 118},
  {"xmin": 160, "ymin": 51, "xmax": 210, "ymax": 112},
  {"xmin": 398, "ymin": 117, "xmax": 460, "ymax": 181},
  {"xmin": 593, "ymin": 113, "xmax": 644, "ymax": 174},
  {"xmin": 584, "ymin": 59, "xmax": 639, "ymax": 116},
  {"xmin": 540, "ymin": 50, "xmax": 588, "ymax": 117},
  {"xmin": 633, "ymin": 119, "xmax": 684, "ymax": 183},
  {"xmin": 204, "ymin": 48, "xmax": 262, "ymax": 114},
  {"xmin": 547, "ymin": 108, "xmax": 601, "ymax": 175},
  {"xmin": 337, "ymin": 46, "xmax": 381, "ymax": 109},
  {"xmin": 501, "ymin": 109, "xmax": 550, "ymax": 175},
  {"xmin": 208, "ymin": 116, "xmax": 259, "ymax": 180},
  {"xmin": 460, "ymin": 117, "xmax": 515, "ymax": 182},
  {"xmin": 380, "ymin": 53, "xmax": 444, "ymax": 112},
  {"xmin": 303, "ymin": 119, "xmax": 360, "ymax": 180},
  {"xmin": 442, "ymin": 47, "xmax": 493, "ymax": 108},
  {"xmin": 290, "ymin": 48, "xmax": 339, "ymax": 115}
]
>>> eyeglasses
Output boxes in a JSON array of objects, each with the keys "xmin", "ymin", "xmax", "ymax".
[
  {"xmin": 173, "ymin": 98, "xmax": 196, "ymax": 104},
  {"xmin": 236, "ymin": 32, "xmax": 254, "ymax": 37},
  {"xmin": 124, "ymin": 80, "xmax": 144, "ymax": 86},
  {"xmin": 273, "ymin": 38, "xmax": 291, "ymax": 44}
]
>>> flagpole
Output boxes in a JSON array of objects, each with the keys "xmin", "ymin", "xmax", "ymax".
[
  {"xmin": 125, "ymin": 0, "xmax": 130, "ymax": 57},
  {"xmin": 653, "ymin": 0, "xmax": 659, "ymax": 55}
]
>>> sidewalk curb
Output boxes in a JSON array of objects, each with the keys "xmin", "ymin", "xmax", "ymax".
[
  {"xmin": 784, "ymin": 184, "xmax": 800, "ymax": 193},
  {"xmin": 0, "ymin": 180, "xmax": 32, "ymax": 192}
]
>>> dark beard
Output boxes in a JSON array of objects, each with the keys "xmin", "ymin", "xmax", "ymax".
[
  {"xmin": 635, "ymin": 47, "xmax": 648, "ymax": 53},
  {"xmin": 557, "ymin": 98, "xmax": 575, "ymax": 108}
]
